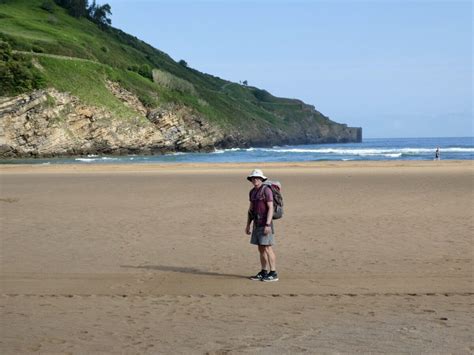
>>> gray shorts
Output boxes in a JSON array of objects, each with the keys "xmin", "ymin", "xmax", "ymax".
[{"xmin": 250, "ymin": 223, "xmax": 275, "ymax": 246}]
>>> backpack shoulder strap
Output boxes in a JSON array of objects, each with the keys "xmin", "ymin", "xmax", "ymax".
[{"xmin": 259, "ymin": 184, "xmax": 273, "ymax": 201}]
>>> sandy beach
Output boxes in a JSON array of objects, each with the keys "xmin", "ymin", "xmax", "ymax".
[{"xmin": 1, "ymin": 161, "xmax": 472, "ymax": 353}]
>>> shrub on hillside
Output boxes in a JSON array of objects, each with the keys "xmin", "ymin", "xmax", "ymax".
[
  {"xmin": 127, "ymin": 64, "xmax": 152, "ymax": 81},
  {"xmin": 32, "ymin": 45, "xmax": 45, "ymax": 53},
  {"xmin": 0, "ymin": 41, "xmax": 45, "ymax": 96},
  {"xmin": 253, "ymin": 88, "xmax": 272, "ymax": 102},
  {"xmin": 138, "ymin": 93, "xmax": 155, "ymax": 108},
  {"xmin": 138, "ymin": 64, "xmax": 152, "ymax": 80}
]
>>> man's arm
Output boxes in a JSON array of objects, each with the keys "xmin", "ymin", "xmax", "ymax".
[
  {"xmin": 264, "ymin": 201, "xmax": 274, "ymax": 235},
  {"xmin": 245, "ymin": 202, "xmax": 253, "ymax": 235}
]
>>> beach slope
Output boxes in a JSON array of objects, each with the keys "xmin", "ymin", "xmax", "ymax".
[{"xmin": 1, "ymin": 162, "xmax": 472, "ymax": 353}]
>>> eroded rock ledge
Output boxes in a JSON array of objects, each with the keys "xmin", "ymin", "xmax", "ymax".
[{"xmin": 0, "ymin": 87, "xmax": 223, "ymax": 158}]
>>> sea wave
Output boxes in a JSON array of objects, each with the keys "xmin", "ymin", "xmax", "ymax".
[
  {"xmin": 242, "ymin": 147, "xmax": 474, "ymax": 156},
  {"xmin": 213, "ymin": 148, "xmax": 244, "ymax": 154},
  {"xmin": 75, "ymin": 157, "xmax": 120, "ymax": 162}
]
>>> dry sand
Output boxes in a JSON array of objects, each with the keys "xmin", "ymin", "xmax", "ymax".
[{"xmin": 1, "ymin": 161, "xmax": 473, "ymax": 353}]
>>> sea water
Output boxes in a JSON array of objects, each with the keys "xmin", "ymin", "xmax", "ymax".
[{"xmin": 1, "ymin": 137, "xmax": 473, "ymax": 164}]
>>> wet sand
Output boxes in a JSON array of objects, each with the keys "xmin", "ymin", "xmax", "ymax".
[{"xmin": 1, "ymin": 161, "xmax": 472, "ymax": 353}]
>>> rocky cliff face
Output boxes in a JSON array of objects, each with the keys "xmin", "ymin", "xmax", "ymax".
[
  {"xmin": 0, "ymin": 86, "xmax": 223, "ymax": 158},
  {"xmin": 230, "ymin": 118, "xmax": 362, "ymax": 148},
  {"xmin": 0, "ymin": 84, "xmax": 361, "ymax": 158},
  {"xmin": 215, "ymin": 103, "xmax": 362, "ymax": 149}
]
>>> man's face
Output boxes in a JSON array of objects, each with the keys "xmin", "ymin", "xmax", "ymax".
[{"xmin": 250, "ymin": 177, "xmax": 263, "ymax": 188}]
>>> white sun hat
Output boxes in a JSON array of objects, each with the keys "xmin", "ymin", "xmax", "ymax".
[{"xmin": 247, "ymin": 169, "xmax": 267, "ymax": 181}]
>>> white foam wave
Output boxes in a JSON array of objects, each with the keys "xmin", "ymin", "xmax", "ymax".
[
  {"xmin": 75, "ymin": 157, "xmax": 119, "ymax": 162},
  {"xmin": 248, "ymin": 147, "xmax": 473, "ymax": 156},
  {"xmin": 213, "ymin": 148, "xmax": 244, "ymax": 154},
  {"xmin": 101, "ymin": 157, "xmax": 119, "ymax": 160}
]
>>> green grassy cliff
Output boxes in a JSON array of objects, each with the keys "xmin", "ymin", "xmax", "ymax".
[{"xmin": 0, "ymin": 0, "xmax": 361, "ymax": 157}]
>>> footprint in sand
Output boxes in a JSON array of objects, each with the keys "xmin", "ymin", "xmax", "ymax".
[
  {"xmin": 126, "ymin": 317, "xmax": 136, "ymax": 325},
  {"xmin": 0, "ymin": 197, "xmax": 19, "ymax": 203},
  {"xmin": 435, "ymin": 317, "xmax": 450, "ymax": 327},
  {"xmin": 78, "ymin": 330, "xmax": 94, "ymax": 341},
  {"xmin": 29, "ymin": 344, "xmax": 42, "ymax": 352}
]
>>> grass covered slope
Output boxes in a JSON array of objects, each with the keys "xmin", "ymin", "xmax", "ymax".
[{"xmin": 0, "ymin": 0, "xmax": 361, "ymax": 149}]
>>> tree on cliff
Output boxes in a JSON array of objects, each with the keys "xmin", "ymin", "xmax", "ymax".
[
  {"xmin": 53, "ymin": 0, "xmax": 112, "ymax": 28},
  {"xmin": 88, "ymin": 0, "xmax": 112, "ymax": 28}
]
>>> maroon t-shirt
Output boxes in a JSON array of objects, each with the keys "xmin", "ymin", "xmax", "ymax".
[{"xmin": 249, "ymin": 185, "xmax": 274, "ymax": 227}]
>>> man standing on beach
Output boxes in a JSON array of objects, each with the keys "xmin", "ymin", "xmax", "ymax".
[{"xmin": 245, "ymin": 169, "xmax": 279, "ymax": 282}]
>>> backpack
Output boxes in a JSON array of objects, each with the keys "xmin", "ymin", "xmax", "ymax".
[{"xmin": 260, "ymin": 180, "xmax": 284, "ymax": 219}]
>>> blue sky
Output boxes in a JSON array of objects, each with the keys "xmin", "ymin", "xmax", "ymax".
[{"xmin": 105, "ymin": 0, "xmax": 472, "ymax": 138}]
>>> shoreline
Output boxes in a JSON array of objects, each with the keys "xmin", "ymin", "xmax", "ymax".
[{"xmin": 0, "ymin": 159, "xmax": 472, "ymax": 174}]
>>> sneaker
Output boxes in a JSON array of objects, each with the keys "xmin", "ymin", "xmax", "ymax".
[
  {"xmin": 249, "ymin": 270, "xmax": 268, "ymax": 281},
  {"xmin": 262, "ymin": 271, "xmax": 279, "ymax": 282}
]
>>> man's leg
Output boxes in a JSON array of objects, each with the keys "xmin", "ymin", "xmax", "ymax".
[
  {"xmin": 250, "ymin": 245, "xmax": 269, "ymax": 280},
  {"xmin": 264, "ymin": 246, "xmax": 276, "ymax": 271},
  {"xmin": 258, "ymin": 245, "xmax": 269, "ymax": 270},
  {"xmin": 261, "ymin": 246, "xmax": 278, "ymax": 281}
]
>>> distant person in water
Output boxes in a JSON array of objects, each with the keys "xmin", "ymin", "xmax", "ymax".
[
  {"xmin": 245, "ymin": 169, "xmax": 278, "ymax": 282},
  {"xmin": 435, "ymin": 147, "xmax": 440, "ymax": 160}
]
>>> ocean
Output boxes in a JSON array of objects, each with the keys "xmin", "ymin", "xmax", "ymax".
[{"xmin": 1, "ymin": 137, "xmax": 473, "ymax": 164}]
